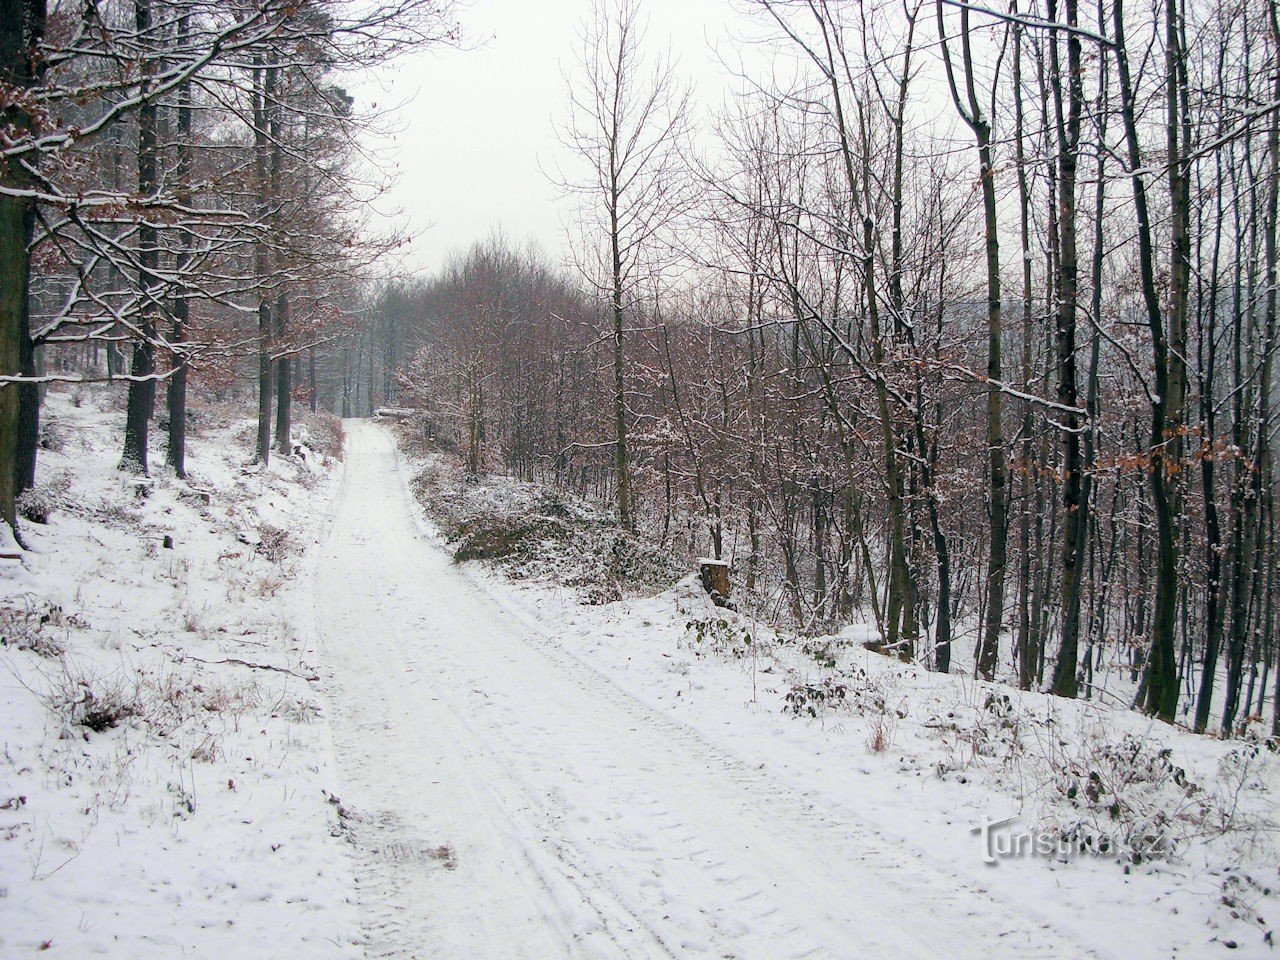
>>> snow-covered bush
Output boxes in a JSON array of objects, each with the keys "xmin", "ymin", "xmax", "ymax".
[
  {"xmin": 38, "ymin": 416, "xmax": 69, "ymax": 452},
  {"xmin": 783, "ymin": 677, "xmax": 849, "ymax": 718},
  {"xmin": 1041, "ymin": 734, "xmax": 1204, "ymax": 864},
  {"xmin": 48, "ymin": 664, "xmax": 141, "ymax": 734},
  {"xmin": 0, "ymin": 596, "xmax": 67, "ymax": 658},
  {"xmin": 255, "ymin": 523, "xmax": 295, "ymax": 563},
  {"xmin": 295, "ymin": 410, "xmax": 345, "ymax": 461},
  {"xmin": 409, "ymin": 458, "xmax": 683, "ymax": 600},
  {"xmin": 683, "ymin": 616, "xmax": 755, "ymax": 659},
  {"xmin": 17, "ymin": 470, "xmax": 72, "ymax": 524},
  {"xmin": 453, "ymin": 513, "xmax": 571, "ymax": 563}
]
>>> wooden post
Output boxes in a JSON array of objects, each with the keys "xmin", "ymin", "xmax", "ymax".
[{"xmin": 699, "ymin": 558, "xmax": 731, "ymax": 607}]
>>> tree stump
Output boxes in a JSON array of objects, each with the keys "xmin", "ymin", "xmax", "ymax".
[{"xmin": 698, "ymin": 558, "xmax": 731, "ymax": 607}]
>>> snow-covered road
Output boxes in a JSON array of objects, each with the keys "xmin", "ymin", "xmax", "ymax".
[{"xmin": 313, "ymin": 421, "xmax": 1095, "ymax": 960}]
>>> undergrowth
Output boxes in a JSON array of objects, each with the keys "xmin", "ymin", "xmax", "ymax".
[{"xmin": 408, "ymin": 453, "xmax": 683, "ymax": 601}]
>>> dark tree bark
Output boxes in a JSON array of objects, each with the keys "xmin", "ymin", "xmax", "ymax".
[
  {"xmin": 1048, "ymin": 0, "xmax": 1088, "ymax": 699},
  {"xmin": 121, "ymin": 0, "xmax": 159, "ymax": 475},
  {"xmin": 937, "ymin": 0, "xmax": 1006, "ymax": 680},
  {"xmin": 253, "ymin": 62, "xmax": 277, "ymax": 465},
  {"xmin": 0, "ymin": 1, "xmax": 44, "ymax": 529},
  {"xmin": 166, "ymin": 13, "xmax": 193, "ymax": 479}
]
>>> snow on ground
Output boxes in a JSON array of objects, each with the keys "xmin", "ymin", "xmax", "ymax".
[
  {"xmin": 5, "ymin": 404, "xmax": 1276, "ymax": 959},
  {"xmin": 394, "ymin": 423, "xmax": 1279, "ymax": 959},
  {"xmin": 0, "ymin": 386, "xmax": 360, "ymax": 958}
]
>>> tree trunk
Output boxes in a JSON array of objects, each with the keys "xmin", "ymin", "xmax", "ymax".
[
  {"xmin": 275, "ymin": 293, "xmax": 292, "ymax": 456},
  {"xmin": 121, "ymin": 0, "xmax": 158, "ymax": 475},
  {"xmin": 0, "ymin": 1, "xmax": 45, "ymax": 530},
  {"xmin": 253, "ymin": 62, "xmax": 277, "ymax": 465},
  {"xmin": 1049, "ymin": 0, "xmax": 1087, "ymax": 699},
  {"xmin": 167, "ymin": 13, "xmax": 193, "ymax": 479}
]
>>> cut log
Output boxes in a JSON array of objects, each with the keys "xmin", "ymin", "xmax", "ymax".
[{"xmin": 698, "ymin": 558, "xmax": 731, "ymax": 607}]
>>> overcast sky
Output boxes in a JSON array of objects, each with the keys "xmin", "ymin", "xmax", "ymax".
[{"xmin": 351, "ymin": 0, "xmax": 760, "ymax": 277}]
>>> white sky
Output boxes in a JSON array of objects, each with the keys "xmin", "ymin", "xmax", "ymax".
[{"xmin": 352, "ymin": 0, "xmax": 761, "ymax": 276}]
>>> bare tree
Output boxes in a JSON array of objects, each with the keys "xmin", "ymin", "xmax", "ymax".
[
  {"xmin": 559, "ymin": 0, "xmax": 690, "ymax": 531},
  {"xmin": 936, "ymin": 0, "xmax": 1009, "ymax": 681}
]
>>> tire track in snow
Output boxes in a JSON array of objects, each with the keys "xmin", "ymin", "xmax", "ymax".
[
  {"xmin": 314, "ymin": 421, "xmax": 1108, "ymax": 960},
  {"xmin": 315, "ymin": 423, "xmax": 676, "ymax": 960}
]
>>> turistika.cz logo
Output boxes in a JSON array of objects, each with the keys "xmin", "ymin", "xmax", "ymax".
[{"xmin": 972, "ymin": 815, "xmax": 1121, "ymax": 864}]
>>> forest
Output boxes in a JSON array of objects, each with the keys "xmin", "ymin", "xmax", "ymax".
[{"xmin": 4, "ymin": 0, "xmax": 1280, "ymax": 738}]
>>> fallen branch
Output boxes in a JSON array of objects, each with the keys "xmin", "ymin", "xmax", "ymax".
[{"xmin": 181, "ymin": 655, "xmax": 318, "ymax": 682}]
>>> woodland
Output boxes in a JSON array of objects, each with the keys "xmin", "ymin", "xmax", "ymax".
[{"xmin": 4, "ymin": 0, "xmax": 1280, "ymax": 736}]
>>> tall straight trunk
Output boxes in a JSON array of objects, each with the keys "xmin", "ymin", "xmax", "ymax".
[
  {"xmin": 1224, "ymin": 8, "xmax": 1280, "ymax": 730},
  {"xmin": 1049, "ymin": 0, "xmax": 1087, "ymax": 698},
  {"xmin": 0, "ymin": 201, "xmax": 28, "ymax": 529},
  {"xmin": 1140, "ymin": 0, "xmax": 1192, "ymax": 723},
  {"xmin": 923, "ymin": 241, "xmax": 953, "ymax": 672},
  {"xmin": 2, "ymin": 1, "xmax": 45, "ymax": 526},
  {"xmin": 121, "ymin": 0, "xmax": 158, "ymax": 474},
  {"xmin": 253, "ymin": 62, "xmax": 277, "ymax": 465},
  {"xmin": 275, "ymin": 292, "xmax": 291, "ymax": 455},
  {"xmin": 1274, "ymin": 566, "xmax": 1280, "ymax": 737},
  {"xmin": 1114, "ymin": 0, "xmax": 1187, "ymax": 722},
  {"xmin": 1193, "ymin": 80, "xmax": 1230, "ymax": 732},
  {"xmin": 271, "ymin": 76, "xmax": 291, "ymax": 457},
  {"xmin": 340, "ymin": 344, "xmax": 352, "ymax": 418},
  {"xmin": 1075, "ymin": 14, "xmax": 1109, "ymax": 700},
  {"xmin": 938, "ymin": 0, "xmax": 1006, "ymax": 679},
  {"xmin": 1012, "ymin": 18, "xmax": 1037, "ymax": 691},
  {"xmin": 610, "ymin": 240, "xmax": 632, "ymax": 530},
  {"xmin": 13, "ymin": 218, "xmax": 37, "ymax": 507},
  {"xmin": 0, "ymin": 9, "xmax": 25, "ymax": 524},
  {"xmin": 166, "ymin": 13, "xmax": 193, "ymax": 479},
  {"xmin": 366, "ymin": 328, "xmax": 375, "ymax": 416}
]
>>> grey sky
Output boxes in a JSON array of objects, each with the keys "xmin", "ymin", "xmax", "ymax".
[{"xmin": 354, "ymin": 0, "xmax": 756, "ymax": 276}]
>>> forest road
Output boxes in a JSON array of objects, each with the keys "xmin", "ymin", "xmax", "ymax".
[{"xmin": 312, "ymin": 419, "xmax": 1101, "ymax": 960}]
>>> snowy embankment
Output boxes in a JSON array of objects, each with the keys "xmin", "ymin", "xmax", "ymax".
[
  {"xmin": 0, "ymin": 386, "xmax": 360, "ymax": 958},
  {"xmin": 401, "ymin": 428, "xmax": 1279, "ymax": 959}
]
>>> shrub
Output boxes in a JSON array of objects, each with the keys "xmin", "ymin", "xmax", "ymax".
[
  {"xmin": 408, "ymin": 458, "xmax": 683, "ymax": 599},
  {"xmin": 683, "ymin": 617, "xmax": 755, "ymax": 659},
  {"xmin": 17, "ymin": 471, "xmax": 73, "ymax": 524},
  {"xmin": 297, "ymin": 412, "xmax": 345, "ymax": 461},
  {"xmin": 1045, "ymin": 733, "xmax": 1204, "ymax": 864},
  {"xmin": 255, "ymin": 524, "xmax": 294, "ymax": 563},
  {"xmin": 453, "ymin": 514, "xmax": 569, "ymax": 563},
  {"xmin": 0, "ymin": 597, "xmax": 67, "ymax": 658},
  {"xmin": 39, "ymin": 417, "xmax": 68, "ymax": 452},
  {"xmin": 784, "ymin": 677, "xmax": 849, "ymax": 718},
  {"xmin": 49, "ymin": 668, "xmax": 140, "ymax": 734}
]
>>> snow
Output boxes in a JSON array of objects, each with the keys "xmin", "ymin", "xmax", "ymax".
[
  {"xmin": 0, "ymin": 387, "xmax": 360, "ymax": 958},
  {"xmin": 4, "ymin": 406, "xmax": 1276, "ymax": 958},
  {"xmin": 322, "ymin": 421, "xmax": 1277, "ymax": 958}
]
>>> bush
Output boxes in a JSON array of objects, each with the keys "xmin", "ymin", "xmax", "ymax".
[
  {"xmin": 784, "ymin": 677, "xmax": 849, "ymax": 718},
  {"xmin": 0, "ymin": 597, "xmax": 68, "ymax": 658},
  {"xmin": 39, "ymin": 417, "xmax": 68, "ymax": 452},
  {"xmin": 683, "ymin": 617, "xmax": 755, "ymax": 659},
  {"xmin": 297, "ymin": 412, "xmax": 345, "ymax": 461},
  {"xmin": 17, "ymin": 471, "xmax": 73, "ymax": 524},
  {"xmin": 255, "ymin": 523, "xmax": 295, "ymax": 563},
  {"xmin": 49, "ymin": 667, "xmax": 140, "ymax": 734},
  {"xmin": 1042, "ymin": 733, "xmax": 1206, "ymax": 864},
  {"xmin": 452, "ymin": 514, "xmax": 570, "ymax": 563}
]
